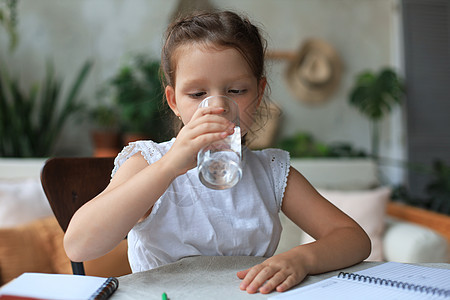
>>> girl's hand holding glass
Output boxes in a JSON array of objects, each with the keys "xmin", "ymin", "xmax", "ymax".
[{"xmin": 165, "ymin": 105, "xmax": 235, "ymax": 177}]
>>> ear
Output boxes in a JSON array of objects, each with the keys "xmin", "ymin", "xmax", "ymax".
[
  {"xmin": 165, "ymin": 85, "xmax": 179, "ymax": 116},
  {"xmin": 256, "ymin": 77, "xmax": 267, "ymax": 108}
]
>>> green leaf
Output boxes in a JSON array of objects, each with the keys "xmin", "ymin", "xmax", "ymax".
[
  {"xmin": 348, "ymin": 67, "xmax": 405, "ymax": 156},
  {"xmin": 0, "ymin": 59, "xmax": 92, "ymax": 157}
]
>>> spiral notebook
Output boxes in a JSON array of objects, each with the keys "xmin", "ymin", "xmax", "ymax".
[
  {"xmin": 269, "ymin": 262, "xmax": 450, "ymax": 299},
  {"xmin": 0, "ymin": 273, "xmax": 118, "ymax": 300}
]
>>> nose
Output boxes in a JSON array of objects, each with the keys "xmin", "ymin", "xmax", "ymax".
[{"xmin": 207, "ymin": 95, "xmax": 231, "ymax": 112}]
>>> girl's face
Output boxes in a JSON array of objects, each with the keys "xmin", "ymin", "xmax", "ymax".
[{"xmin": 165, "ymin": 44, "xmax": 266, "ymax": 136}]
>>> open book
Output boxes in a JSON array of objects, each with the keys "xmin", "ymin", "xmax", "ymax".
[
  {"xmin": 269, "ymin": 262, "xmax": 450, "ymax": 299},
  {"xmin": 0, "ymin": 273, "xmax": 118, "ymax": 300}
]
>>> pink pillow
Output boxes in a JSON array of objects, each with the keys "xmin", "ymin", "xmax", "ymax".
[{"xmin": 317, "ymin": 187, "xmax": 391, "ymax": 261}]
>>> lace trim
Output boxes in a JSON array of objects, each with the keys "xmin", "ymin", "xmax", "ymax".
[
  {"xmin": 112, "ymin": 140, "xmax": 167, "ymax": 177},
  {"xmin": 280, "ymin": 151, "xmax": 291, "ymax": 209},
  {"xmin": 265, "ymin": 149, "xmax": 290, "ymax": 211}
]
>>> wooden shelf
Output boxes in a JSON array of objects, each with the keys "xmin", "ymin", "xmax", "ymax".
[{"xmin": 387, "ymin": 202, "xmax": 450, "ymax": 241}]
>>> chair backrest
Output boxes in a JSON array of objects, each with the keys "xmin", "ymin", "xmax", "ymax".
[{"xmin": 40, "ymin": 157, "xmax": 115, "ymax": 275}]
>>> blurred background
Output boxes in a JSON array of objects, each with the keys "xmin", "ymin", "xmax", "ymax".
[{"xmin": 1, "ymin": 0, "xmax": 449, "ymax": 210}]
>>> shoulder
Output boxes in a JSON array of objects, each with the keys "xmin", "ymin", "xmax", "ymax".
[
  {"xmin": 248, "ymin": 148, "xmax": 290, "ymax": 168},
  {"xmin": 246, "ymin": 148, "xmax": 290, "ymax": 209},
  {"xmin": 112, "ymin": 138, "xmax": 175, "ymax": 175}
]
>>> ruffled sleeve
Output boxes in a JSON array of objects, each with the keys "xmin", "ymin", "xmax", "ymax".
[
  {"xmin": 111, "ymin": 139, "xmax": 172, "ymax": 178},
  {"xmin": 263, "ymin": 149, "xmax": 290, "ymax": 210}
]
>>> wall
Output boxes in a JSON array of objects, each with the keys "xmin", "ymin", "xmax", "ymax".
[{"xmin": 0, "ymin": 0, "xmax": 405, "ymax": 184}]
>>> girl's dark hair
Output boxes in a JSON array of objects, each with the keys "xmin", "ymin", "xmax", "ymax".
[{"xmin": 161, "ymin": 10, "xmax": 269, "ymax": 135}]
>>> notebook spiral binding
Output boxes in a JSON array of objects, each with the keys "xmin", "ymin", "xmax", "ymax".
[
  {"xmin": 90, "ymin": 277, "xmax": 119, "ymax": 300},
  {"xmin": 338, "ymin": 272, "xmax": 450, "ymax": 297}
]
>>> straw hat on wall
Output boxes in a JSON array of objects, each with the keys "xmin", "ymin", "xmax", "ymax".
[{"xmin": 285, "ymin": 38, "xmax": 343, "ymax": 104}]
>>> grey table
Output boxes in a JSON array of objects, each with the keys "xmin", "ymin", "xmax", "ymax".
[{"xmin": 112, "ymin": 256, "xmax": 450, "ymax": 300}]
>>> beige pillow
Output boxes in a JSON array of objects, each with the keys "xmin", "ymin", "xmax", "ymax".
[
  {"xmin": 0, "ymin": 217, "xmax": 59, "ymax": 285},
  {"xmin": 0, "ymin": 216, "xmax": 131, "ymax": 286},
  {"xmin": 314, "ymin": 187, "xmax": 391, "ymax": 261}
]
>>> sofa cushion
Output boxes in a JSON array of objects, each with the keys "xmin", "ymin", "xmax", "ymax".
[
  {"xmin": 316, "ymin": 187, "xmax": 391, "ymax": 261},
  {"xmin": 0, "ymin": 217, "xmax": 57, "ymax": 285},
  {"xmin": 0, "ymin": 216, "xmax": 131, "ymax": 285},
  {"xmin": 383, "ymin": 219, "xmax": 449, "ymax": 263},
  {"xmin": 0, "ymin": 178, "xmax": 53, "ymax": 228},
  {"xmin": 277, "ymin": 187, "xmax": 390, "ymax": 261}
]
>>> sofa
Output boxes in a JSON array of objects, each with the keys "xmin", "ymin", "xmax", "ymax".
[{"xmin": 0, "ymin": 158, "xmax": 448, "ymax": 286}]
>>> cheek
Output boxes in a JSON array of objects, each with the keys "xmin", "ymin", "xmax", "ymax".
[
  {"xmin": 238, "ymin": 105, "xmax": 258, "ymax": 133},
  {"xmin": 179, "ymin": 105, "xmax": 197, "ymax": 124}
]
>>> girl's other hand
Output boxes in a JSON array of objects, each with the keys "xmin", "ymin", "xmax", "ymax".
[
  {"xmin": 164, "ymin": 106, "xmax": 235, "ymax": 176},
  {"xmin": 237, "ymin": 249, "xmax": 308, "ymax": 294}
]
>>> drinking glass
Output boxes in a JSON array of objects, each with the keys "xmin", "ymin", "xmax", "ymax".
[{"xmin": 197, "ymin": 95, "xmax": 242, "ymax": 190}]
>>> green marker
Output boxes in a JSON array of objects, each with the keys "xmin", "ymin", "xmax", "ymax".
[{"xmin": 162, "ymin": 292, "xmax": 168, "ymax": 300}]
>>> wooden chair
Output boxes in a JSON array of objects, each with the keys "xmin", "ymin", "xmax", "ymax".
[{"xmin": 40, "ymin": 157, "xmax": 115, "ymax": 275}]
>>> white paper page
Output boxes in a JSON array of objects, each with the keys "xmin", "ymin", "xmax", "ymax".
[
  {"xmin": 355, "ymin": 261, "xmax": 450, "ymax": 289},
  {"xmin": 269, "ymin": 262, "xmax": 450, "ymax": 300},
  {"xmin": 0, "ymin": 273, "xmax": 109, "ymax": 300},
  {"xmin": 268, "ymin": 276, "xmax": 444, "ymax": 300}
]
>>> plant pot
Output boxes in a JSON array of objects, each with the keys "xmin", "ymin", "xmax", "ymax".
[{"xmin": 91, "ymin": 130, "xmax": 121, "ymax": 157}]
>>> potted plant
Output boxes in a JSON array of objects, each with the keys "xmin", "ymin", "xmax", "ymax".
[
  {"xmin": 0, "ymin": 61, "xmax": 92, "ymax": 157},
  {"xmin": 0, "ymin": 2, "xmax": 92, "ymax": 157},
  {"xmin": 88, "ymin": 101, "xmax": 121, "ymax": 157},
  {"xmin": 277, "ymin": 131, "xmax": 367, "ymax": 158},
  {"xmin": 108, "ymin": 54, "xmax": 171, "ymax": 145},
  {"xmin": 349, "ymin": 68, "xmax": 405, "ymax": 158}
]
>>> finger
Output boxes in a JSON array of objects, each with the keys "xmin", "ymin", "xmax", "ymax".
[
  {"xmin": 187, "ymin": 132, "xmax": 231, "ymax": 155},
  {"xmin": 259, "ymin": 272, "xmax": 287, "ymax": 294},
  {"xmin": 239, "ymin": 264, "xmax": 264, "ymax": 291},
  {"xmin": 245, "ymin": 266, "xmax": 278, "ymax": 294},
  {"xmin": 275, "ymin": 274, "xmax": 299, "ymax": 293},
  {"xmin": 189, "ymin": 119, "xmax": 235, "ymax": 136},
  {"xmin": 236, "ymin": 268, "xmax": 250, "ymax": 279},
  {"xmin": 188, "ymin": 106, "xmax": 229, "ymax": 128},
  {"xmin": 186, "ymin": 113, "xmax": 234, "ymax": 133},
  {"xmin": 193, "ymin": 106, "xmax": 225, "ymax": 119}
]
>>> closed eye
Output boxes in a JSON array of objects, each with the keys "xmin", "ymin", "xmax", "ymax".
[
  {"xmin": 189, "ymin": 91, "xmax": 207, "ymax": 98},
  {"xmin": 228, "ymin": 89, "xmax": 247, "ymax": 95}
]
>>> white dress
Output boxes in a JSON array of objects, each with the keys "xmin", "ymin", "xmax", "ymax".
[{"xmin": 112, "ymin": 138, "xmax": 290, "ymax": 272}]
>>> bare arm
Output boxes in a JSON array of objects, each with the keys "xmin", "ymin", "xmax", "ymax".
[
  {"xmin": 64, "ymin": 107, "xmax": 234, "ymax": 262},
  {"xmin": 64, "ymin": 152, "xmax": 178, "ymax": 262},
  {"xmin": 237, "ymin": 166, "xmax": 371, "ymax": 294}
]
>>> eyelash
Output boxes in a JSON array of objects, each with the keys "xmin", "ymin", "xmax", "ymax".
[
  {"xmin": 189, "ymin": 92, "xmax": 207, "ymax": 98},
  {"xmin": 188, "ymin": 89, "xmax": 247, "ymax": 99},
  {"xmin": 228, "ymin": 89, "xmax": 247, "ymax": 95}
]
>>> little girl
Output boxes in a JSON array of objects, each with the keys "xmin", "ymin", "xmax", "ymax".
[{"xmin": 65, "ymin": 10, "xmax": 371, "ymax": 294}]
